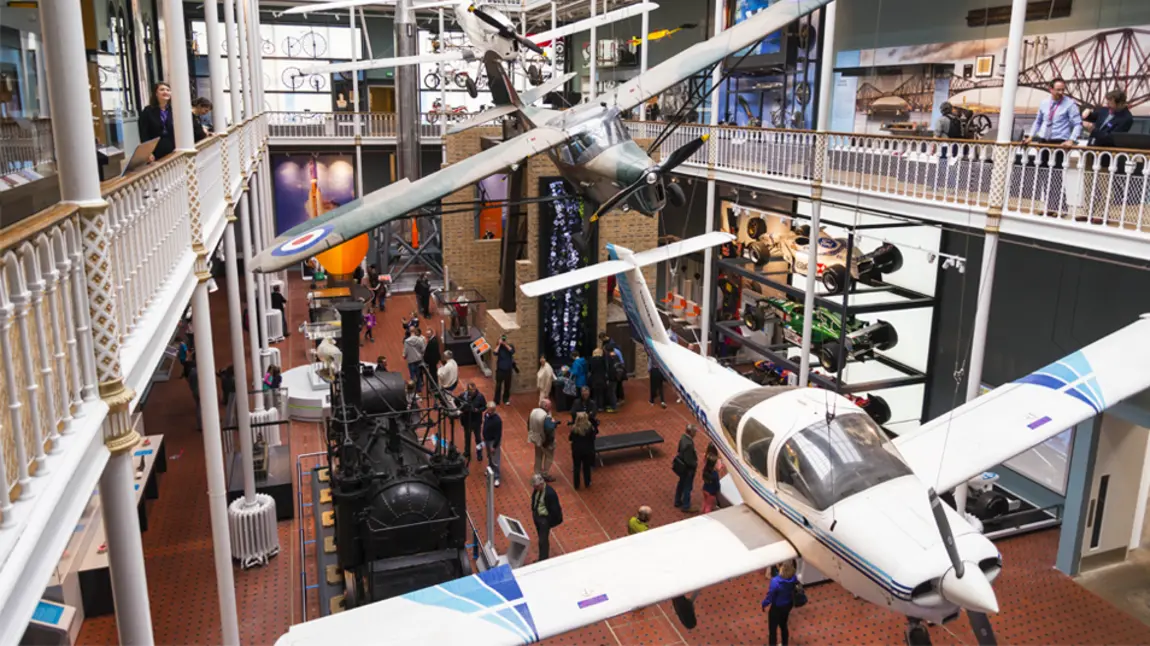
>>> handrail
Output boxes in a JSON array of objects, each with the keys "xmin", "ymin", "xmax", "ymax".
[{"xmin": 0, "ymin": 203, "xmax": 79, "ymax": 255}]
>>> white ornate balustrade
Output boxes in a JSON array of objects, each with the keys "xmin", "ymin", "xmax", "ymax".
[
  {"xmin": 624, "ymin": 122, "xmax": 1150, "ymax": 260},
  {"xmin": 0, "ymin": 116, "xmax": 262, "ymax": 639},
  {"xmin": 267, "ymin": 111, "xmax": 443, "ymax": 144}
]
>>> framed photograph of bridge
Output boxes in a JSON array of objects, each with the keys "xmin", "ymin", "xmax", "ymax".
[{"xmin": 974, "ymin": 55, "xmax": 995, "ymax": 78}]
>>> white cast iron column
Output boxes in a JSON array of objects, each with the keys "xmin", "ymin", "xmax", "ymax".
[{"xmin": 40, "ymin": 1, "xmax": 154, "ymax": 642}]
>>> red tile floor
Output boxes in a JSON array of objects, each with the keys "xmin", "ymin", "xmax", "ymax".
[{"xmin": 77, "ymin": 276, "xmax": 1150, "ymax": 645}]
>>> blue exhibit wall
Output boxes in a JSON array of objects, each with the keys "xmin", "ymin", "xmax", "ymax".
[{"xmin": 833, "ymin": 0, "xmax": 1150, "ymax": 52}]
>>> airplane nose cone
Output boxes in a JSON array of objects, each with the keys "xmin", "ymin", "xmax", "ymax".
[{"xmin": 940, "ymin": 565, "xmax": 999, "ymax": 614}]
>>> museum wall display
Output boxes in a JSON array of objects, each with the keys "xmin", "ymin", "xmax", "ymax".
[
  {"xmin": 191, "ymin": 18, "xmax": 365, "ymax": 113},
  {"xmin": 831, "ymin": 13, "xmax": 1150, "ymax": 136},
  {"xmin": 835, "ymin": 0, "xmax": 1150, "ymax": 52}
]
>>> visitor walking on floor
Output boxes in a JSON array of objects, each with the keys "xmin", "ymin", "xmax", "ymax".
[
  {"xmin": 458, "ymin": 383, "xmax": 486, "ymax": 461},
  {"xmin": 414, "ymin": 272, "xmax": 432, "ymax": 318},
  {"xmin": 649, "ymin": 360, "xmax": 667, "ymax": 408},
  {"xmin": 701, "ymin": 444, "xmax": 723, "ymax": 513},
  {"xmin": 403, "ymin": 326, "xmax": 427, "ymax": 390},
  {"xmin": 588, "ymin": 348, "xmax": 615, "ymax": 412},
  {"xmin": 570, "ymin": 351, "xmax": 588, "ymax": 394},
  {"xmin": 481, "ymin": 402, "xmax": 502, "ymax": 485},
  {"xmin": 494, "ymin": 335, "xmax": 515, "ymax": 405},
  {"xmin": 570, "ymin": 386, "xmax": 598, "ymax": 427},
  {"xmin": 362, "ymin": 309, "xmax": 376, "ymax": 345},
  {"xmin": 423, "ymin": 328, "xmax": 441, "ymax": 377},
  {"xmin": 531, "ymin": 474, "xmax": 562, "ymax": 562},
  {"xmin": 528, "ymin": 399, "xmax": 556, "ymax": 481},
  {"xmin": 536, "ymin": 356, "xmax": 555, "ymax": 404},
  {"xmin": 673, "ymin": 423, "xmax": 699, "ymax": 512},
  {"xmin": 569, "ymin": 411, "xmax": 597, "ymax": 490},
  {"xmin": 271, "ymin": 284, "xmax": 289, "ymax": 338},
  {"xmin": 762, "ymin": 561, "xmax": 800, "ymax": 646},
  {"xmin": 438, "ymin": 350, "xmax": 459, "ymax": 393}
]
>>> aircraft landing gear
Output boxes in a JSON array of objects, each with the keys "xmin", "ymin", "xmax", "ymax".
[{"xmin": 905, "ymin": 618, "xmax": 932, "ymax": 646}]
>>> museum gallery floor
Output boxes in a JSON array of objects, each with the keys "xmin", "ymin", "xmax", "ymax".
[{"xmin": 74, "ymin": 278, "xmax": 1150, "ymax": 646}]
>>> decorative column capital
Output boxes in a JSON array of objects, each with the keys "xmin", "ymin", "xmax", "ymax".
[
  {"xmin": 193, "ymin": 243, "xmax": 213, "ymax": 281},
  {"xmin": 100, "ymin": 378, "xmax": 139, "ymax": 453}
]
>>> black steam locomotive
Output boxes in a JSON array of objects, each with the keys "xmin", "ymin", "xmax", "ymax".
[{"xmin": 324, "ymin": 303, "xmax": 471, "ymax": 608}]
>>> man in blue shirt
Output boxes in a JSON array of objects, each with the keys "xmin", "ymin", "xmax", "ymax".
[
  {"xmin": 1022, "ymin": 78, "xmax": 1081, "ymax": 216},
  {"xmin": 1024, "ymin": 78, "xmax": 1082, "ymax": 146}
]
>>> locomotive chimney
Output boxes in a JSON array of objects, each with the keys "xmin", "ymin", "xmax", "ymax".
[{"xmin": 336, "ymin": 301, "xmax": 363, "ymax": 407}]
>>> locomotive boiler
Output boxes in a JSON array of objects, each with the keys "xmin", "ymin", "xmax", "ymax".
[{"xmin": 324, "ymin": 302, "xmax": 470, "ymax": 608}]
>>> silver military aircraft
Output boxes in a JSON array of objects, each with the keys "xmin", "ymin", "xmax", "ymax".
[{"xmin": 251, "ymin": 0, "xmax": 832, "ymax": 274}]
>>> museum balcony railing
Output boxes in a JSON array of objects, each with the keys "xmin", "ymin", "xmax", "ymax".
[
  {"xmin": 0, "ymin": 115, "xmax": 263, "ymax": 632},
  {"xmin": 624, "ymin": 121, "xmax": 1150, "ymax": 261},
  {"xmin": 267, "ymin": 110, "xmax": 443, "ymax": 141},
  {"xmin": 0, "ymin": 118, "xmax": 55, "ymax": 174}
]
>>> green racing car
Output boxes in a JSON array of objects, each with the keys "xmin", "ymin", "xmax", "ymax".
[{"xmin": 742, "ymin": 296, "xmax": 898, "ymax": 372}]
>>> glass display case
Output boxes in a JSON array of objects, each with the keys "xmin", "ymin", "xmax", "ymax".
[{"xmin": 436, "ymin": 287, "xmax": 486, "ymax": 339}]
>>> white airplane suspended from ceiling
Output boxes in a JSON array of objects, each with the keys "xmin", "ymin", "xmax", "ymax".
[
  {"xmin": 281, "ymin": 0, "xmax": 657, "ymax": 94},
  {"xmin": 273, "ymin": 231, "xmax": 1150, "ymax": 646}
]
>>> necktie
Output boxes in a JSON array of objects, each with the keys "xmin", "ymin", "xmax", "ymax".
[{"xmin": 1048, "ymin": 99, "xmax": 1059, "ymax": 138}]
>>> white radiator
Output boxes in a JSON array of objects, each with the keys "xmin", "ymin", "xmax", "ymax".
[
  {"xmin": 266, "ymin": 309, "xmax": 285, "ymax": 342},
  {"xmin": 228, "ymin": 493, "xmax": 280, "ymax": 569},
  {"xmin": 250, "ymin": 403, "xmax": 282, "ymax": 447}
]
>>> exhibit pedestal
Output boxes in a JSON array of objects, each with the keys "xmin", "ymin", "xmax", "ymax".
[
  {"xmin": 226, "ymin": 442, "xmax": 294, "ymax": 521},
  {"xmin": 444, "ymin": 326, "xmax": 482, "ymax": 366},
  {"xmin": 282, "ymin": 361, "xmax": 375, "ymax": 421}
]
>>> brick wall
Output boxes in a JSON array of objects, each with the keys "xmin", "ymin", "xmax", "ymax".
[{"xmin": 441, "ymin": 128, "xmax": 504, "ymax": 311}]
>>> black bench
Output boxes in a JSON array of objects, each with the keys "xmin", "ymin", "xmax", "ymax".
[{"xmin": 594, "ymin": 430, "xmax": 664, "ymax": 465}]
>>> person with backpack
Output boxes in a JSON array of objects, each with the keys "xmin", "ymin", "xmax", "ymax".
[{"xmin": 761, "ymin": 561, "xmax": 804, "ymax": 646}]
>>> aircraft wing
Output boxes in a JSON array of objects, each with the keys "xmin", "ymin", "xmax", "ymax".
[
  {"xmin": 894, "ymin": 315, "xmax": 1150, "ymax": 493},
  {"xmin": 527, "ymin": 3, "xmax": 659, "ymax": 45},
  {"xmin": 299, "ymin": 50, "xmax": 470, "ymax": 76},
  {"xmin": 603, "ymin": 0, "xmax": 831, "ymax": 113},
  {"xmin": 250, "ymin": 126, "xmax": 570, "ymax": 273},
  {"xmin": 276, "ymin": 504, "xmax": 795, "ymax": 646}
]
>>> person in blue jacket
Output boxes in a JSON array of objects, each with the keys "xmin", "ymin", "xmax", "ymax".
[
  {"xmin": 569, "ymin": 350, "xmax": 588, "ymax": 392},
  {"xmin": 761, "ymin": 561, "xmax": 798, "ymax": 646}
]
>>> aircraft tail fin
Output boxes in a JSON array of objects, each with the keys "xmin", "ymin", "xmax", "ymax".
[{"xmin": 521, "ymin": 232, "xmax": 734, "ymax": 345}]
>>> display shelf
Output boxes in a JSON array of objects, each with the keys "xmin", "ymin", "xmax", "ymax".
[
  {"xmin": 719, "ymin": 256, "xmax": 935, "ymax": 314},
  {"xmin": 714, "ymin": 320, "xmax": 926, "ymax": 394}
]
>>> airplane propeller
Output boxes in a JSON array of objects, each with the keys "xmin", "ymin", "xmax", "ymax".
[
  {"xmin": 588, "ymin": 134, "xmax": 709, "ymax": 225},
  {"xmin": 927, "ymin": 488, "xmax": 999, "ymax": 646},
  {"xmin": 468, "ymin": 4, "xmax": 548, "ymax": 57}
]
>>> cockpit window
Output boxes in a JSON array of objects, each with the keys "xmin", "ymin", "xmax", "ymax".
[
  {"xmin": 740, "ymin": 418, "xmax": 775, "ymax": 478},
  {"xmin": 562, "ymin": 112, "xmax": 629, "ymax": 165},
  {"xmin": 775, "ymin": 412, "xmax": 912, "ymax": 511},
  {"xmin": 719, "ymin": 386, "xmax": 793, "ymax": 446}
]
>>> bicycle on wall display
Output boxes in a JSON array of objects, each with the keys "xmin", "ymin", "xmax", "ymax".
[
  {"xmin": 283, "ymin": 31, "xmax": 327, "ymax": 58},
  {"xmin": 425, "ymin": 98, "xmax": 468, "ymax": 124}
]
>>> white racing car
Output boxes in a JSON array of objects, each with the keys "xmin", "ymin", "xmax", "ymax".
[{"xmin": 744, "ymin": 223, "xmax": 904, "ymax": 294}]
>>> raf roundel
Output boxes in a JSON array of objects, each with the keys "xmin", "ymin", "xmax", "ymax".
[{"xmin": 271, "ymin": 224, "xmax": 334, "ymax": 257}]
